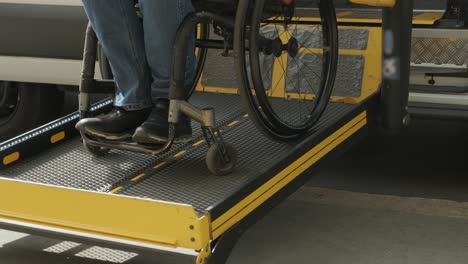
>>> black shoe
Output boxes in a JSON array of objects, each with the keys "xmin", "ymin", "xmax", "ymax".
[
  {"xmin": 132, "ymin": 99, "xmax": 193, "ymax": 145},
  {"xmin": 76, "ymin": 107, "xmax": 151, "ymax": 140}
]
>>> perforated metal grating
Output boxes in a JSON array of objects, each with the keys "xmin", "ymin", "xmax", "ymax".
[
  {"xmin": 118, "ymin": 102, "xmax": 352, "ymax": 214},
  {"xmin": 0, "ymin": 93, "xmax": 245, "ymax": 192},
  {"xmin": 0, "ymin": 92, "xmax": 355, "ymax": 215}
]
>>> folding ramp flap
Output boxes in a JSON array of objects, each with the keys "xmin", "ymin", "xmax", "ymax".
[{"xmin": 0, "ymin": 178, "xmax": 211, "ymax": 251}]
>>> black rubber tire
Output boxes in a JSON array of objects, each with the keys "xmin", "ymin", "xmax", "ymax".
[
  {"xmin": 234, "ymin": 0, "xmax": 338, "ymax": 141},
  {"xmin": 0, "ymin": 82, "xmax": 64, "ymax": 142},
  {"xmin": 206, "ymin": 142, "xmax": 238, "ymax": 176},
  {"xmin": 96, "ymin": 23, "xmax": 209, "ymax": 99}
]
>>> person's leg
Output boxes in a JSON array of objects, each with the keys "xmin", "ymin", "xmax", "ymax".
[
  {"xmin": 132, "ymin": 0, "xmax": 196, "ymax": 144},
  {"xmin": 78, "ymin": 0, "xmax": 153, "ymax": 139},
  {"xmin": 138, "ymin": 0, "xmax": 196, "ymax": 99}
]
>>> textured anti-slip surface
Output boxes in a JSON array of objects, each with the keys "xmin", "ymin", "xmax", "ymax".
[
  {"xmin": 0, "ymin": 93, "xmax": 245, "ymax": 192},
  {"xmin": 202, "ymin": 27, "xmax": 369, "ymax": 97},
  {"xmin": 118, "ymin": 102, "xmax": 352, "ymax": 214},
  {"xmin": 0, "ymin": 92, "xmax": 354, "ymax": 215}
]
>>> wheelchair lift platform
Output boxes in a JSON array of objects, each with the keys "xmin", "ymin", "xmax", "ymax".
[
  {"xmin": 0, "ymin": 90, "xmax": 375, "ymax": 263},
  {"xmin": 0, "ymin": 4, "xmax": 438, "ymax": 264}
]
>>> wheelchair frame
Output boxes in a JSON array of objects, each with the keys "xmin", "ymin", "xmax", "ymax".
[
  {"xmin": 77, "ymin": 0, "xmax": 413, "ymax": 175},
  {"xmin": 0, "ymin": 1, "xmax": 418, "ymax": 263},
  {"xmin": 78, "ymin": 10, "xmax": 237, "ymax": 175}
]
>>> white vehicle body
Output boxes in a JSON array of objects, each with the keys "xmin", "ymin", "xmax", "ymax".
[
  {"xmin": 0, "ymin": 0, "xmax": 96, "ymax": 86},
  {"xmin": 1, "ymin": 0, "xmax": 467, "ymax": 119}
]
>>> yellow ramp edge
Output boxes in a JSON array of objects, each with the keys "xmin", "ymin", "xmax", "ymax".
[
  {"xmin": 211, "ymin": 111, "xmax": 368, "ymax": 239},
  {"xmin": 0, "ymin": 179, "xmax": 211, "ymax": 251}
]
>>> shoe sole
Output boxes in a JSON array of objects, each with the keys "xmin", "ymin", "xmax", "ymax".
[
  {"xmin": 174, "ymin": 135, "xmax": 193, "ymax": 144},
  {"xmin": 132, "ymin": 131, "xmax": 193, "ymax": 145},
  {"xmin": 84, "ymin": 128, "xmax": 133, "ymax": 141}
]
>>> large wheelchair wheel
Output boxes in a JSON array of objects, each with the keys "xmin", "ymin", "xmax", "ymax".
[
  {"xmin": 97, "ymin": 23, "xmax": 209, "ymax": 99},
  {"xmin": 235, "ymin": 0, "xmax": 338, "ymax": 140}
]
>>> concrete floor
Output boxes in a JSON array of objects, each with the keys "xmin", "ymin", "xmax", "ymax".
[{"xmin": 1, "ymin": 117, "xmax": 468, "ymax": 264}]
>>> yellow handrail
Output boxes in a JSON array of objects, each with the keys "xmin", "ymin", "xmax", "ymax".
[{"xmin": 349, "ymin": 0, "xmax": 396, "ymax": 8}]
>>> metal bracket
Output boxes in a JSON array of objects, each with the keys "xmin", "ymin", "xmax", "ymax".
[{"xmin": 206, "ymin": 227, "xmax": 243, "ymax": 264}]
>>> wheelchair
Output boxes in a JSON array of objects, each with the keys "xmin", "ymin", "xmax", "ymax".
[{"xmin": 77, "ymin": 0, "xmax": 338, "ymax": 176}]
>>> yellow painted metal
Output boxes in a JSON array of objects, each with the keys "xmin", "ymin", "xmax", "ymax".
[
  {"xmin": 174, "ymin": 150, "xmax": 187, "ymax": 158},
  {"xmin": 131, "ymin": 173, "xmax": 146, "ymax": 182},
  {"xmin": 154, "ymin": 162, "xmax": 167, "ymax": 169},
  {"xmin": 196, "ymin": 25, "xmax": 381, "ymax": 105},
  {"xmin": 412, "ymin": 12, "xmax": 446, "ymax": 25},
  {"xmin": 196, "ymin": 243, "xmax": 212, "ymax": 264},
  {"xmin": 345, "ymin": 26, "xmax": 382, "ymax": 104},
  {"xmin": 196, "ymin": 85, "xmax": 239, "ymax": 95},
  {"xmin": 283, "ymin": 26, "xmax": 381, "ymax": 104},
  {"xmin": 339, "ymin": 18, "xmax": 381, "ymax": 24},
  {"xmin": 270, "ymin": 51, "xmax": 288, "ymax": 98},
  {"xmin": 350, "ymin": 0, "xmax": 396, "ymax": 7},
  {"xmin": 109, "ymin": 186, "xmax": 123, "ymax": 194},
  {"xmin": 3, "ymin": 152, "xmax": 20, "ymax": 166},
  {"xmin": 294, "ymin": 12, "xmax": 443, "ymax": 25},
  {"xmin": 50, "ymin": 131, "xmax": 66, "ymax": 144},
  {"xmin": 268, "ymin": 28, "xmax": 290, "ymax": 99},
  {"xmin": 193, "ymin": 139, "xmax": 206, "ymax": 147},
  {"xmin": 336, "ymin": 10, "xmax": 355, "ymax": 17},
  {"xmin": 293, "ymin": 26, "xmax": 382, "ymax": 104},
  {"xmin": 228, "ymin": 120, "xmax": 239, "ymax": 127},
  {"xmin": 0, "ymin": 179, "xmax": 211, "ymax": 250},
  {"xmin": 211, "ymin": 111, "xmax": 368, "ymax": 239}
]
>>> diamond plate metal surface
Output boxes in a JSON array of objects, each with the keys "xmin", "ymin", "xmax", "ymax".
[{"xmin": 411, "ymin": 37, "xmax": 468, "ymax": 66}]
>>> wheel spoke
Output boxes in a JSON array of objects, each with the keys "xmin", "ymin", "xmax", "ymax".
[
  {"xmin": 242, "ymin": 0, "xmax": 337, "ymax": 136},
  {"xmin": 293, "ymin": 57, "xmax": 319, "ymax": 97}
]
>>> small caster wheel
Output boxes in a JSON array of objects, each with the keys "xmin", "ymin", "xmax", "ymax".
[
  {"xmin": 84, "ymin": 142, "xmax": 110, "ymax": 157},
  {"xmin": 206, "ymin": 142, "xmax": 238, "ymax": 176}
]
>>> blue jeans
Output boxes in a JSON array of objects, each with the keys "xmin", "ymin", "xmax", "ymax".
[{"xmin": 82, "ymin": 0, "xmax": 196, "ymax": 111}]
